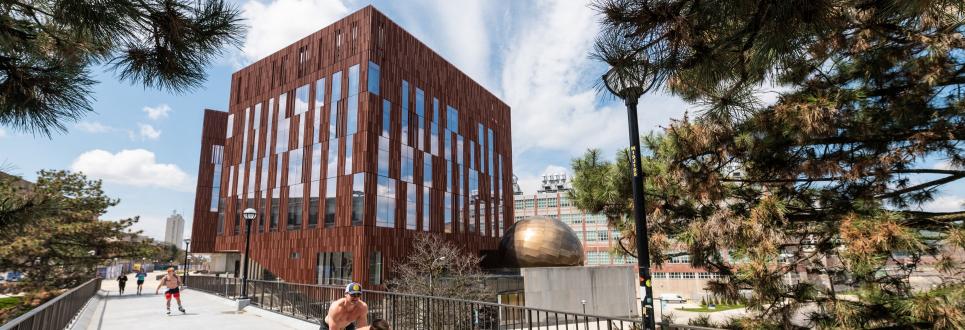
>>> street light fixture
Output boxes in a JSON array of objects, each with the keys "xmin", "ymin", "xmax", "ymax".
[
  {"xmin": 183, "ymin": 238, "xmax": 191, "ymax": 286},
  {"xmin": 602, "ymin": 54, "xmax": 661, "ymax": 330},
  {"xmin": 428, "ymin": 256, "xmax": 446, "ymax": 296},
  {"xmin": 241, "ymin": 208, "xmax": 257, "ymax": 299},
  {"xmin": 581, "ymin": 299, "xmax": 587, "ymax": 315}
]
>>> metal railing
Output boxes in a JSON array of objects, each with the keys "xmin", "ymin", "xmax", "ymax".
[
  {"xmin": 0, "ymin": 278, "xmax": 101, "ymax": 330},
  {"xmin": 187, "ymin": 277, "xmax": 717, "ymax": 330}
]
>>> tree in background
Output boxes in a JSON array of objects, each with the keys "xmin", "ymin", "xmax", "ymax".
[
  {"xmin": 584, "ymin": 0, "xmax": 965, "ymax": 328},
  {"xmin": 0, "ymin": 0, "xmax": 244, "ymax": 137},
  {"xmin": 387, "ymin": 234, "xmax": 492, "ymax": 328},
  {"xmin": 0, "ymin": 170, "xmax": 158, "ymax": 291}
]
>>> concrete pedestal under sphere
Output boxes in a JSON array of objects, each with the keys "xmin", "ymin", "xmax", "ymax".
[{"xmin": 499, "ymin": 216, "xmax": 585, "ymax": 267}]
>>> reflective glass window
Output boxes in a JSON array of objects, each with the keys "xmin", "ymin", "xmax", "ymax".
[
  {"xmin": 348, "ymin": 64, "xmax": 359, "ymax": 96},
  {"xmin": 444, "ymin": 192, "xmax": 453, "ymax": 233},
  {"xmin": 295, "ymin": 84, "xmax": 310, "ymax": 114},
  {"xmin": 327, "ymin": 138, "xmax": 339, "ymax": 178},
  {"xmin": 406, "ymin": 183, "xmax": 417, "ymax": 230},
  {"xmin": 381, "ymin": 99, "xmax": 391, "ymax": 138},
  {"xmin": 288, "ymin": 148, "xmax": 303, "ymax": 185},
  {"xmin": 309, "ymin": 181, "xmax": 319, "ymax": 228},
  {"xmin": 423, "ymin": 155, "xmax": 432, "ymax": 188},
  {"xmin": 311, "ymin": 143, "xmax": 322, "ymax": 181},
  {"xmin": 401, "ymin": 145, "xmax": 414, "ymax": 183},
  {"xmin": 422, "ymin": 186, "xmax": 430, "ymax": 232},
  {"xmin": 347, "ymin": 95, "xmax": 358, "ymax": 135},
  {"xmin": 367, "ymin": 61, "xmax": 380, "ymax": 96},
  {"xmin": 329, "ymin": 71, "xmax": 342, "ymax": 140},
  {"xmin": 288, "ymin": 184, "xmax": 303, "ymax": 230},
  {"xmin": 376, "ymin": 176, "xmax": 395, "ymax": 228},
  {"xmin": 344, "ymin": 134, "xmax": 353, "ymax": 175},
  {"xmin": 351, "ymin": 173, "xmax": 365, "ymax": 226},
  {"xmin": 325, "ymin": 177, "xmax": 337, "ymax": 228},
  {"xmin": 378, "ymin": 137, "xmax": 390, "ymax": 177},
  {"xmin": 446, "ymin": 106, "xmax": 458, "ymax": 132}
]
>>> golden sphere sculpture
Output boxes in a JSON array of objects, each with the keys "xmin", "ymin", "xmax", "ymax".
[{"xmin": 499, "ymin": 216, "xmax": 585, "ymax": 267}]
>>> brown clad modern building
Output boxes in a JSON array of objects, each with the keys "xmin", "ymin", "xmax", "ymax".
[{"xmin": 190, "ymin": 6, "xmax": 513, "ymax": 288}]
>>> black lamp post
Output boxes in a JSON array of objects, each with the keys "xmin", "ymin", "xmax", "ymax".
[
  {"xmin": 603, "ymin": 64, "xmax": 659, "ymax": 330},
  {"xmin": 183, "ymin": 238, "xmax": 191, "ymax": 286},
  {"xmin": 241, "ymin": 208, "xmax": 257, "ymax": 299}
]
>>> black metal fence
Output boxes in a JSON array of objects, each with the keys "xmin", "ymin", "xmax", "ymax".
[
  {"xmin": 0, "ymin": 278, "xmax": 101, "ymax": 330},
  {"xmin": 187, "ymin": 277, "xmax": 717, "ymax": 330}
]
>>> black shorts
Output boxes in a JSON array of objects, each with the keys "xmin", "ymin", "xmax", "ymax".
[
  {"xmin": 119, "ymin": 283, "xmax": 126, "ymax": 288},
  {"xmin": 137, "ymin": 280, "xmax": 145, "ymax": 285},
  {"xmin": 319, "ymin": 322, "xmax": 355, "ymax": 330}
]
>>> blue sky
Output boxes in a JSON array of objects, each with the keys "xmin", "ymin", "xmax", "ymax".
[{"xmin": 1, "ymin": 0, "xmax": 961, "ymax": 240}]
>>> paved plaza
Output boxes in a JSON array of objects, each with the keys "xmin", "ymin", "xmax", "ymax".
[{"xmin": 78, "ymin": 271, "xmax": 316, "ymax": 330}]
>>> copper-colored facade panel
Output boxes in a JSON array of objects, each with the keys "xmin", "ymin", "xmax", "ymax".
[
  {"xmin": 500, "ymin": 216, "xmax": 586, "ymax": 267},
  {"xmin": 192, "ymin": 6, "xmax": 513, "ymax": 287}
]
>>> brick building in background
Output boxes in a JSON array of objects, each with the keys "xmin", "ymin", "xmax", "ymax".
[{"xmin": 191, "ymin": 6, "xmax": 513, "ymax": 288}]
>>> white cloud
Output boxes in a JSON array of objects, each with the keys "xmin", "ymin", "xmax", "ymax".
[
  {"xmin": 143, "ymin": 104, "xmax": 172, "ymax": 120},
  {"xmin": 75, "ymin": 121, "xmax": 113, "ymax": 133},
  {"xmin": 500, "ymin": 0, "xmax": 690, "ymax": 158},
  {"xmin": 920, "ymin": 195, "xmax": 965, "ymax": 213},
  {"xmin": 137, "ymin": 123, "xmax": 162, "ymax": 140},
  {"xmin": 70, "ymin": 149, "xmax": 192, "ymax": 191},
  {"xmin": 240, "ymin": 0, "xmax": 350, "ymax": 62}
]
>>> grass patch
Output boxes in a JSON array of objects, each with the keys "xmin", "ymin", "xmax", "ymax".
[
  {"xmin": 677, "ymin": 304, "xmax": 744, "ymax": 312},
  {"xmin": 0, "ymin": 296, "xmax": 22, "ymax": 310}
]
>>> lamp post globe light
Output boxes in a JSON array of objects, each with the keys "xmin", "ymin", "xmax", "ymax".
[
  {"xmin": 183, "ymin": 238, "xmax": 191, "ymax": 286},
  {"xmin": 602, "ymin": 57, "xmax": 660, "ymax": 330},
  {"xmin": 241, "ymin": 208, "xmax": 257, "ymax": 299}
]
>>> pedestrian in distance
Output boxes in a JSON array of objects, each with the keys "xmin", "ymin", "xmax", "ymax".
[
  {"xmin": 116, "ymin": 273, "xmax": 128, "ymax": 295},
  {"xmin": 135, "ymin": 269, "xmax": 147, "ymax": 295},
  {"xmin": 320, "ymin": 282, "xmax": 369, "ymax": 330},
  {"xmin": 156, "ymin": 267, "xmax": 186, "ymax": 315}
]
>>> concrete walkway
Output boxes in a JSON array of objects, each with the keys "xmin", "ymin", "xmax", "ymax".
[{"xmin": 80, "ymin": 271, "xmax": 317, "ymax": 330}]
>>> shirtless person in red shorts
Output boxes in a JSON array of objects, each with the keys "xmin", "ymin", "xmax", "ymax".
[{"xmin": 156, "ymin": 267, "xmax": 186, "ymax": 315}]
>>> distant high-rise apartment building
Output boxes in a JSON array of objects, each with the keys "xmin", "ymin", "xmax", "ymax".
[
  {"xmin": 164, "ymin": 210, "xmax": 185, "ymax": 246},
  {"xmin": 190, "ymin": 6, "xmax": 514, "ymax": 287},
  {"xmin": 513, "ymin": 173, "xmax": 633, "ymax": 265}
]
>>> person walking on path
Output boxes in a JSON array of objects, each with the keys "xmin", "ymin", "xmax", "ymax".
[
  {"xmin": 319, "ymin": 282, "xmax": 369, "ymax": 330},
  {"xmin": 135, "ymin": 270, "xmax": 147, "ymax": 295},
  {"xmin": 116, "ymin": 273, "xmax": 128, "ymax": 295},
  {"xmin": 156, "ymin": 267, "xmax": 186, "ymax": 315}
]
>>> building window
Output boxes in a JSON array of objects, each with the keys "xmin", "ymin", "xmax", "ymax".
[
  {"xmin": 344, "ymin": 135, "xmax": 354, "ymax": 175},
  {"xmin": 406, "ymin": 183, "xmax": 417, "ymax": 230},
  {"xmin": 415, "ymin": 88, "xmax": 425, "ymax": 150},
  {"xmin": 368, "ymin": 61, "xmax": 380, "ymax": 96},
  {"xmin": 401, "ymin": 145, "xmax": 414, "ymax": 183},
  {"xmin": 295, "ymin": 84, "xmax": 310, "ymax": 115},
  {"xmin": 309, "ymin": 180, "xmax": 319, "ymax": 228},
  {"xmin": 288, "ymin": 184, "xmax": 302, "ymax": 230},
  {"xmin": 422, "ymin": 186, "xmax": 430, "ymax": 232},
  {"xmin": 378, "ymin": 137, "xmax": 390, "ymax": 177},
  {"xmin": 351, "ymin": 173, "xmax": 365, "ymax": 226},
  {"xmin": 381, "ymin": 99, "xmax": 391, "ymax": 138},
  {"xmin": 423, "ymin": 155, "xmax": 432, "ymax": 188},
  {"xmin": 288, "ymin": 148, "xmax": 303, "ymax": 185},
  {"xmin": 376, "ymin": 176, "xmax": 396, "ymax": 228},
  {"xmin": 369, "ymin": 251, "xmax": 382, "ymax": 285},
  {"xmin": 269, "ymin": 195, "xmax": 279, "ymax": 231},
  {"xmin": 327, "ymin": 138, "xmax": 339, "ymax": 179},
  {"xmin": 317, "ymin": 251, "xmax": 352, "ymax": 285},
  {"xmin": 325, "ymin": 177, "xmax": 337, "ymax": 228},
  {"xmin": 444, "ymin": 192, "xmax": 453, "ymax": 233},
  {"xmin": 330, "ymin": 71, "xmax": 342, "ymax": 140}
]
